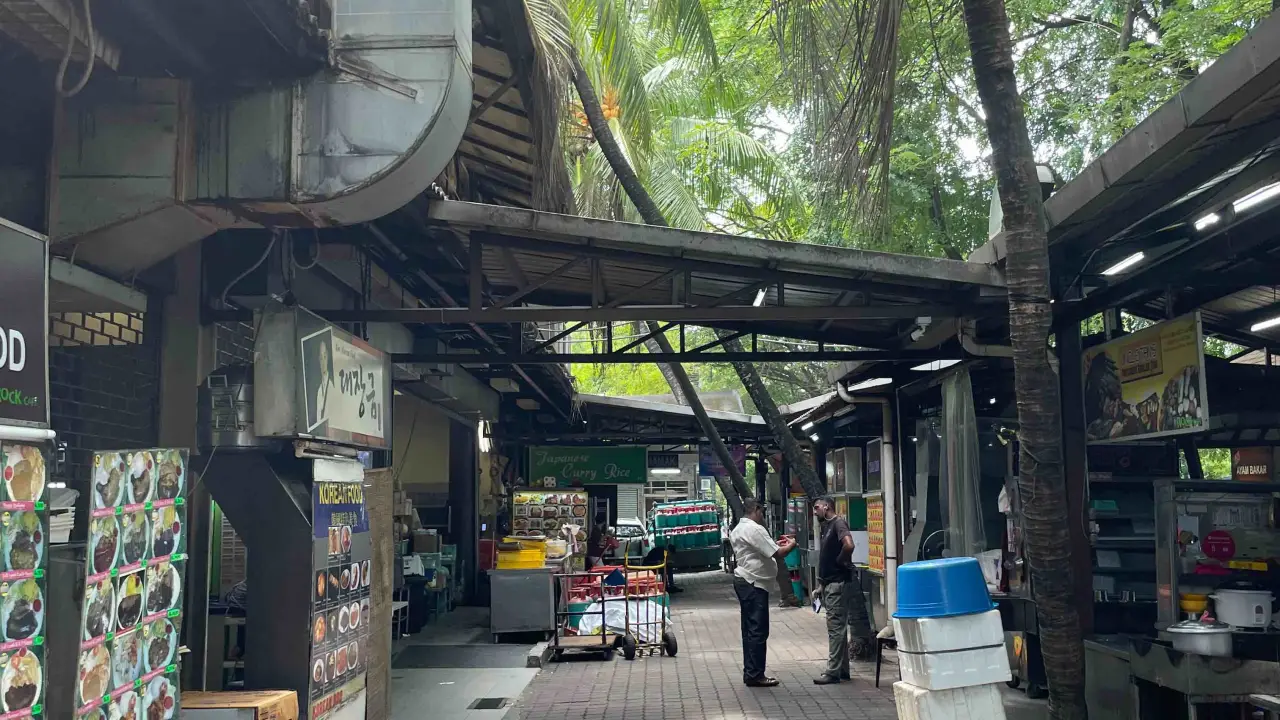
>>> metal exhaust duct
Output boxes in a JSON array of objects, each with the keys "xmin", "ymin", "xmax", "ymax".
[{"xmin": 53, "ymin": 0, "xmax": 472, "ymax": 277}]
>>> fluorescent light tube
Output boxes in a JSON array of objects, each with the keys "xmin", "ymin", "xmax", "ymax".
[{"xmin": 1101, "ymin": 252, "xmax": 1145, "ymax": 276}]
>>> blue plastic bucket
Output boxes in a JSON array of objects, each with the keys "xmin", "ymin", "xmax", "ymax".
[{"xmin": 894, "ymin": 557, "xmax": 994, "ymax": 618}]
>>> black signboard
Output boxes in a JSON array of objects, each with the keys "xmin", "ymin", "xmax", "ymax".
[{"xmin": 0, "ymin": 221, "xmax": 48, "ymax": 428}]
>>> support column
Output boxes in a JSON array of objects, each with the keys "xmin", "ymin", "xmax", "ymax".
[{"xmin": 1056, "ymin": 320, "xmax": 1094, "ymax": 635}]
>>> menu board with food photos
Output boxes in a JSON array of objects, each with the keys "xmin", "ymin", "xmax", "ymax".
[
  {"xmin": 0, "ymin": 444, "xmax": 49, "ymax": 719},
  {"xmin": 309, "ymin": 459, "xmax": 369, "ymax": 720},
  {"xmin": 511, "ymin": 489, "xmax": 589, "ymax": 540},
  {"xmin": 76, "ymin": 449, "xmax": 188, "ymax": 719}
]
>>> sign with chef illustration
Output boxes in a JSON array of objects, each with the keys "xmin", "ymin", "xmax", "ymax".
[{"xmin": 76, "ymin": 448, "xmax": 188, "ymax": 719}]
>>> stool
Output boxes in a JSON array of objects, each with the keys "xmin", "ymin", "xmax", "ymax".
[{"xmin": 874, "ymin": 637, "xmax": 898, "ymax": 688}]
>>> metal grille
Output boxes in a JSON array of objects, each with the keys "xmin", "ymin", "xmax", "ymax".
[
  {"xmin": 213, "ymin": 318, "xmax": 255, "ymax": 593},
  {"xmin": 49, "ymin": 311, "xmax": 159, "ymax": 481}
]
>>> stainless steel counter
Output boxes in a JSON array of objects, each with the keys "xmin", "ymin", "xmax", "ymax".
[{"xmin": 489, "ymin": 555, "xmax": 574, "ymax": 642}]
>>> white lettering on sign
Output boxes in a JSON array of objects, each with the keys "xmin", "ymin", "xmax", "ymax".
[
  {"xmin": 1237, "ymin": 465, "xmax": 1268, "ymax": 476},
  {"xmin": 0, "ymin": 328, "xmax": 25, "ymax": 372}
]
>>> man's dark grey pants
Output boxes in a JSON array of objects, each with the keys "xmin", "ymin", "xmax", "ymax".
[{"xmin": 733, "ymin": 575, "xmax": 770, "ymax": 683}]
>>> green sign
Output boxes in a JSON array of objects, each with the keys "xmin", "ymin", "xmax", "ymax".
[{"xmin": 528, "ymin": 446, "xmax": 648, "ymax": 485}]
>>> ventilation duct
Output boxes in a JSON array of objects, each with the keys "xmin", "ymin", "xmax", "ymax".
[{"xmin": 53, "ymin": 0, "xmax": 472, "ymax": 277}]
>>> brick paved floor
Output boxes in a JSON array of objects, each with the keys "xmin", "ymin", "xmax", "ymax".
[{"xmin": 507, "ymin": 570, "xmax": 901, "ymax": 720}]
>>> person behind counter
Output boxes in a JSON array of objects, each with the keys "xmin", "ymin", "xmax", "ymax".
[{"xmin": 586, "ymin": 515, "xmax": 616, "ymax": 570}]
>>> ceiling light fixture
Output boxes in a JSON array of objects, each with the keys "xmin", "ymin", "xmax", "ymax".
[
  {"xmin": 910, "ymin": 360, "xmax": 961, "ymax": 372},
  {"xmin": 649, "ymin": 467, "xmax": 682, "ymax": 475},
  {"xmin": 753, "ymin": 288, "xmax": 767, "ymax": 307},
  {"xmin": 1250, "ymin": 315, "xmax": 1280, "ymax": 333},
  {"xmin": 1233, "ymin": 181, "xmax": 1280, "ymax": 214},
  {"xmin": 801, "ymin": 421, "xmax": 815, "ymax": 431},
  {"xmin": 1101, "ymin": 252, "xmax": 1145, "ymax": 276},
  {"xmin": 809, "ymin": 433, "xmax": 820, "ymax": 442},
  {"xmin": 1193, "ymin": 212, "xmax": 1221, "ymax": 231},
  {"xmin": 847, "ymin": 377, "xmax": 892, "ymax": 392}
]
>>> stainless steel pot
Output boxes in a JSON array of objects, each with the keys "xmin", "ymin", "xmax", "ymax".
[{"xmin": 1166, "ymin": 618, "xmax": 1233, "ymax": 657}]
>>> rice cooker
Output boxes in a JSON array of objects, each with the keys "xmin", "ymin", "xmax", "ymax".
[{"xmin": 1211, "ymin": 588, "xmax": 1274, "ymax": 628}]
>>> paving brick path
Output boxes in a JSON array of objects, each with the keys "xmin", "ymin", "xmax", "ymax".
[{"xmin": 508, "ymin": 570, "xmax": 900, "ymax": 720}]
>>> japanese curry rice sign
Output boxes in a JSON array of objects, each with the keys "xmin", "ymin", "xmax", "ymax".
[
  {"xmin": 527, "ymin": 446, "xmax": 647, "ymax": 486},
  {"xmin": 1082, "ymin": 312, "xmax": 1210, "ymax": 443},
  {"xmin": 309, "ymin": 459, "xmax": 371, "ymax": 720},
  {"xmin": 77, "ymin": 449, "xmax": 188, "ymax": 719}
]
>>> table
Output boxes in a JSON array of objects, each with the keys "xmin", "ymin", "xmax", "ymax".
[{"xmin": 489, "ymin": 554, "xmax": 574, "ymax": 643}]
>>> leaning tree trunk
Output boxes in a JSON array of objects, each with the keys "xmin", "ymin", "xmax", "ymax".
[
  {"xmin": 960, "ymin": 0, "xmax": 1086, "ymax": 716},
  {"xmin": 570, "ymin": 50, "xmax": 745, "ymax": 517}
]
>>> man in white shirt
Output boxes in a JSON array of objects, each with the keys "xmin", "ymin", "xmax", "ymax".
[{"xmin": 730, "ymin": 499, "xmax": 796, "ymax": 687}]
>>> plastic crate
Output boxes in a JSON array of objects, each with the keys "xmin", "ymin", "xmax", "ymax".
[{"xmin": 497, "ymin": 548, "xmax": 546, "ymax": 569}]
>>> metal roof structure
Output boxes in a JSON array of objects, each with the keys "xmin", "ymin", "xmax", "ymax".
[{"xmin": 356, "ymin": 200, "xmax": 1007, "ymax": 366}]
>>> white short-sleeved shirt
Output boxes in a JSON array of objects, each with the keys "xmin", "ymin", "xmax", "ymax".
[{"xmin": 731, "ymin": 517, "xmax": 779, "ymax": 591}]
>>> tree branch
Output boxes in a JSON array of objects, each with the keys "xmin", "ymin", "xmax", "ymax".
[{"xmin": 1033, "ymin": 14, "xmax": 1121, "ymax": 33}]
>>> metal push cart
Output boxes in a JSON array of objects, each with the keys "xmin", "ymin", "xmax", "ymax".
[
  {"xmin": 551, "ymin": 570, "xmax": 619, "ymax": 661},
  {"xmin": 619, "ymin": 551, "xmax": 678, "ymax": 660}
]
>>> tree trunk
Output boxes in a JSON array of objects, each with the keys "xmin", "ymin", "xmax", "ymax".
[
  {"xmin": 570, "ymin": 49, "xmax": 746, "ymax": 516},
  {"xmin": 714, "ymin": 331, "xmax": 823, "ymax": 499},
  {"xmin": 959, "ymin": 0, "xmax": 1086, "ymax": 716}
]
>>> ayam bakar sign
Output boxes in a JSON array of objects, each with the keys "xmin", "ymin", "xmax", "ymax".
[{"xmin": 527, "ymin": 446, "xmax": 647, "ymax": 486}]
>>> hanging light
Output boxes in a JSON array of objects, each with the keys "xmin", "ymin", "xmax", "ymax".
[{"xmin": 1101, "ymin": 252, "xmax": 1145, "ymax": 276}]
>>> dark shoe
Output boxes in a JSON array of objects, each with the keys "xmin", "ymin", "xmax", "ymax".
[
  {"xmin": 814, "ymin": 674, "xmax": 842, "ymax": 685},
  {"xmin": 745, "ymin": 676, "xmax": 780, "ymax": 687}
]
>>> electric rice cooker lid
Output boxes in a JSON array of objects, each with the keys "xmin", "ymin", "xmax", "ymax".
[{"xmin": 1167, "ymin": 618, "xmax": 1233, "ymax": 635}]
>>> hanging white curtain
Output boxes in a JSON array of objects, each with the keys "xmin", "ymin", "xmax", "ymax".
[{"xmin": 942, "ymin": 368, "xmax": 987, "ymax": 558}]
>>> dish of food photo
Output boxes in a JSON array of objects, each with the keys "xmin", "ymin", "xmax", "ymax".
[
  {"xmin": 126, "ymin": 451, "xmax": 154, "ymax": 505},
  {"xmin": 91, "ymin": 515, "xmax": 120, "ymax": 575},
  {"xmin": 316, "ymin": 571, "xmax": 326, "ymax": 602},
  {"xmin": 119, "ymin": 510, "xmax": 148, "ymax": 567},
  {"xmin": 349, "ymin": 562, "xmax": 360, "ymax": 589},
  {"xmin": 541, "ymin": 506, "xmax": 558, "ymax": 518},
  {"xmin": 111, "ymin": 690, "xmax": 140, "ymax": 720},
  {"xmin": 340, "ymin": 526, "xmax": 352, "ymax": 553},
  {"xmin": 144, "ymin": 619, "xmax": 177, "ymax": 673},
  {"xmin": 542, "ymin": 519, "xmax": 560, "ymax": 533},
  {"xmin": 1, "ymin": 647, "xmax": 40, "ymax": 712},
  {"xmin": 143, "ymin": 673, "xmax": 177, "ymax": 720},
  {"xmin": 336, "ymin": 646, "xmax": 348, "ymax": 676},
  {"xmin": 338, "ymin": 605, "xmax": 350, "ymax": 634},
  {"xmin": 312, "ymin": 615, "xmax": 326, "ymax": 645},
  {"xmin": 340, "ymin": 569, "xmax": 350, "ymax": 591},
  {"xmin": 145, "ymin": 561, "xmax": 180, "ymax": 616},
  {"xmin": 349, "ymin": 601, "xmax": 361, "ymax": 630},
  {"xmin": 79, "ymin": 645, "xmax": 111, "ymax": 706},
  {"xmin": 571, "ymin": 495, "xmax": 587, "ymax": 505},
  {"xmin": 1, "ymin": 579, "xmax": 43, "ymax": 642},
  {"xmin": 360, "ymin": 599, "xmax": 370, "ymax": 626},
  {"xmin": 527, "ymin": 518, "xmax": 542, "ymax": 530},
  {"xmin": 112, "ymin": 630, "xmax": 142, "ymax": 690},
  {"xmin": 153, "ymin": 450, "xmax": 184, "ymax": 502},
  {"xmin": 348, "ymin": 641, "xmax": 359, "ymax": 671},
  {"xmin": 2, "ymin": 445, "xmax": 45, "ymax": 504},
  {"xmin": 513, "ymin": 505, "xmax": 528, "ymax": 517},
  {"xmin": 361, "ymin": 560, "xmax": 371, "ymax": 588},
  {"xmin": 513, "ymin": 495, "xmax": 529, "ymax": 504},
  {"xmin": 4, "ymin": 511, "xmax": 42, "ymax": 572},
  {"xmin": 312, "ymin": 658, "xmax": 325, "ymax": 685},
  {"xmin": 83, "ymin": 578, "xmax": 115, "ymax": 641},
  {"xmin": 527, "ymin": 506, "xmax": 543, "ymax": 518},
  {"xmin": 150, "ymin": 506, "xmax": 180, "ymax": 559},
  {"xmin": 572, "ymin": 505, "xmax": 587, "ymax": 518},
  {"xmin": 116, "ymin": 573, "xmax": 145, "ymax": 631},
  {"xmin": 93, "ymin": 453, "xmax": 125, "ymax": 510}
]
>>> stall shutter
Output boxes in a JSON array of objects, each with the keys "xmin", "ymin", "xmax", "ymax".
[{"xmin": 616, "ymin": 486, "xmax": 640, "ymax": 520}]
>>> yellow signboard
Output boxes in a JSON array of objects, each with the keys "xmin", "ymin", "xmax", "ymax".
[
  {"xmin": 866, "ymin": 497, "xmax": 885, "ymax": 575},
  {"xmin": 1082, "ymin": 312, "xmax": 1209, "ymax": 444}
]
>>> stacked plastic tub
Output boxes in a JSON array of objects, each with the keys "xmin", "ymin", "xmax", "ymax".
[
  {"xmin": 651, "ymin": 501, "xmax": 721, "ymax": 549},
  {"xmin": 892, "ymin": 557, "xmax": 1012, "ymax": 720}
]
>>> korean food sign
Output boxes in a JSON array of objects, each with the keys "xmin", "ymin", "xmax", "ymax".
[
  {"xmin": 1082, "ymin": 312, "xmax": 1210, "ymax": 443},
  {"xmin": 309, "ymin": 459, "xmax": 370, "ymax": 720},
  {"xmin": 77, "ymin": 448, "xmax": 188, "ymax": 719},
  {"xmin": 0, "ymin": 221, "xmax": 47, "ymax": 429},
  {"xmin": 528, "ymin": 446, "xmax": 647, "ymax": 486}
]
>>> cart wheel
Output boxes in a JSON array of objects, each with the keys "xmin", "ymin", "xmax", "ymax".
[
  {"xmin": 1026, "ymin": 683, "xmax": 1047, "ymax": 700},
  {"xmin": 662, "ymin": 631, "xmax": 678, "ymax": 657},
  {"xmin": 622, "ymin": 634, "xmax": 638, "ymax": 661},
  {"xmin": 1005, "ymin": 678, "xmax": 1021, "ymax": 690}
]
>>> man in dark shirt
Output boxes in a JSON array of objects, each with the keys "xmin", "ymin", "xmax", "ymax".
[{"xmin": 812, "ymin": 496, "xmax": 855, "ymax": 684}]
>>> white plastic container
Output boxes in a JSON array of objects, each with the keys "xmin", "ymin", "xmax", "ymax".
[
  {"xmin": 893, "ymin": 681, "xmax": 1007, "ymax": 720},
  {"xmin": 1211, "ymin": 589, "xmax": 1273, "ymax": 628},
  {"xmin": 897, "ymin": 645, "xmax": 1011, "ymax": 691},
  {"xmin": 894, "ymin": 609, "xmax": 1004, "ymax": 654}
]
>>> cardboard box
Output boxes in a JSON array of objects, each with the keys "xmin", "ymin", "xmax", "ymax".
[
  {"xmin": 181, "ymin": 690, "xmax": 299, "ymax": 720},
  {"xmin": 413, "ymin": 529, "xmax": 440, "ymax": 553}
]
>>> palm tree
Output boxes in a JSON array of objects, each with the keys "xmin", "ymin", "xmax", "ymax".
[{"xmin": 764, "ymin": 0, "xmax": 1086, "ymax": 714}]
